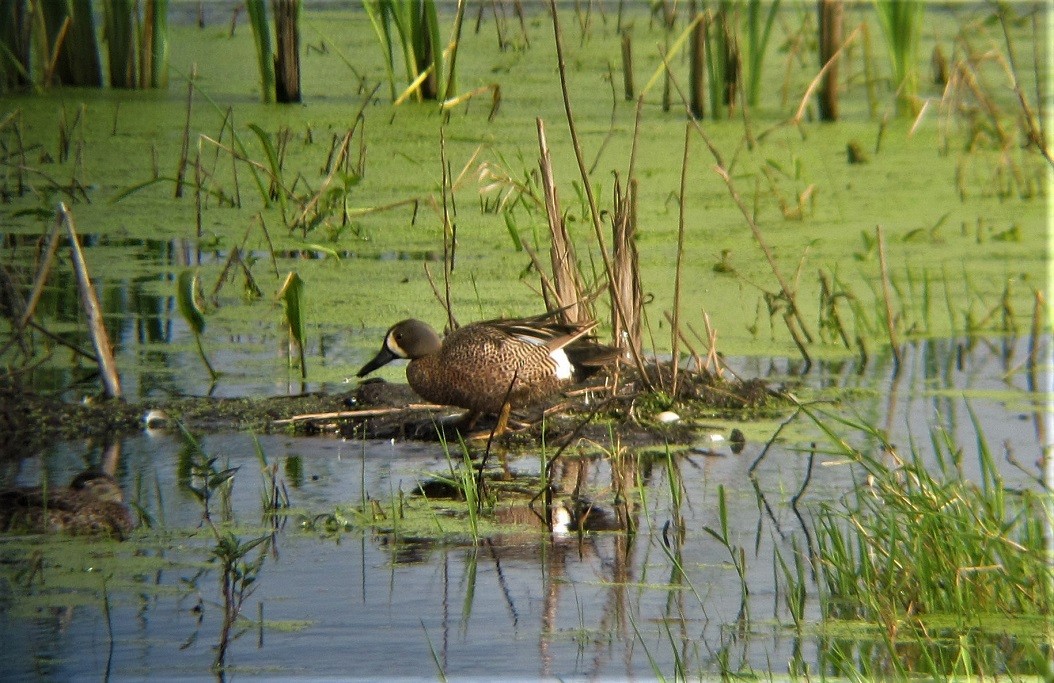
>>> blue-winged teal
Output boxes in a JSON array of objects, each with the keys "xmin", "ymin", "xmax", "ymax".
[
  {"xmin": 0, "ymin": 470, "xmax": 136, "ymax": 538},
  {"xmin": 357, "ymin": 313, "xmax": 619, "ymax": 433}
]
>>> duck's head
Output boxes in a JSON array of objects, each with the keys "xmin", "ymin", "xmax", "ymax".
[
  {"xmin": 357, "ymin": 319, "xmax": 442, "ymax": 377},
  {"xmin": 69, "ymin": 470, "xmax": 125, "ymax": 503}
]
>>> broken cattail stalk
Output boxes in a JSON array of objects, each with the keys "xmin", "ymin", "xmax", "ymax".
[
  {"xmin": 536, "ymin": 117, "xmax": 585, "ymax": 324},
  {"xmin": 60, "ymin": 203, "xmax": 122, "ymax": 398}
]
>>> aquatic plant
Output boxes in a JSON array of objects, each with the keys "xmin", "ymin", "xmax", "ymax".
[
  {"xmin": 181, "ymin": 426, "xmax": 274, "ymax": 673},
  {"xmin": 364, "ymin": 0, "xmax": 458, "ymax": 103},
  {"xmin": 101, "ymin": 0, "xmax": 169, "ymax": 89},
  {"xmin": 278, "ymin": 271, "xmax": 306, "ymax": 380},
  {"xmin": 245, "ymin": 0, "xmax": 275, "ymax": 103},
  {"xmin": 176, "ymin": 269, "xmax": 219, "ymax": 383},
  {"xmin": 873, "ymin": 0, "xmax": 925, "ymax": 116},
  {"xmin": 801, "ymin": 403, "xmax": 1052, "ymax": 676}
]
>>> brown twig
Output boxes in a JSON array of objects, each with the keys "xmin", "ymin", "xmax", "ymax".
[{"xmin": 272, "ymin": 403, "xmax": 449, "ymax": 425}]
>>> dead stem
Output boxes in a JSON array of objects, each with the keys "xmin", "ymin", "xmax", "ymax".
[
  {"xmin": 995, "ymin": 2, "xmax": 1052, "ymax": 167},
  {"xmin": 273, "ymin": 404, "xmax": 450, "ymax": 425}
]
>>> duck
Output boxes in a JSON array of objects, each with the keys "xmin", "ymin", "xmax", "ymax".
[
  {"xmin": 357, "ymin": 312, "xmax": 619, "ymax": 435},
  {"xmin": 0, "ymin": 470, "xmax": 136, "ymax": 538}
]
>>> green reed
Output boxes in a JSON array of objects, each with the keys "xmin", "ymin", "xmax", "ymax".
[
  {"xmin": 102, "ymin": 0, "xmax": 169, "ymax": 89},
  {"xmin": 873, "ymin": 0, "xmax": 925, "ymax": 116},
  {"xmin": 800, "ymin": 402, "xmax": 1052, "ymax": 677},
  {"xmin": 246, "ymin": 0, "xmax": 276, "ymax": 103},
  {"xmin": 363, "ymin": 0, "xmax": 449, "ymax": 103}
]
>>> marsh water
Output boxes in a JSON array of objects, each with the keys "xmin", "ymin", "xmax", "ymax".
[
  {"xmin": 1, "ymin": 334, "xmax": 1047, "ymax": 679},
  {"xmin": 0, "ymin": 2, "xmax": 1050, "ymax": 680}
]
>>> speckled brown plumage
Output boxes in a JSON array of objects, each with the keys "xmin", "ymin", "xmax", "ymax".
[
  {"xmin": 358, "ymin": 313, "xmax": 620, "ymax": 416},
  {"xmin": 0, "ymin": 471, "xmax": 136, "ymax": 538}
]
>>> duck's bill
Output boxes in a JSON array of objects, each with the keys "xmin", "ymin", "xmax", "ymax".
[{"xmin": 357, "ymin": 346, "xmax": 398, "ymax": 377}]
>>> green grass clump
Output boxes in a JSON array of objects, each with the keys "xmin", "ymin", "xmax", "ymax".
[{"xmin": 805, "ymin": 405, "xmax": 1052, "ymax": 677}]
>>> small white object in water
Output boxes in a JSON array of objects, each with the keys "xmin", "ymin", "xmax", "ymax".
[
  {"xmin": 143, "ymin": 409, "xmax": 169, "ymax": 430},
  {"xmin": 551, "ymin": 505, "xmax": 572, "ymax": 535},
  {"xmin": 656, "ymin": 410, "xmax": 680, "ymax": 423},
  {"xmin": 706, "ymin": 433, "xmax": 725, "ymax": 442}
]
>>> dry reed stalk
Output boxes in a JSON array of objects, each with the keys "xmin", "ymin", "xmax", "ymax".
[
  {"xmin": 611, "ymin": 174, "xmax": 641, "ymax": 357},
  {"xmin": 60, "ymin": 203, "xmax": 122, "ymax": 398},
  {"xmin": 0, "ymin": 220, "xmax": 63, "ymax": 359},
  {"xmin": 16, "ymin": 220, "xmax": 62, "ymax": 334},
  {"xmin": 875, "ymin": 225, "xmax": 901, "ymax": 371},
  {"xmin": 995, "ymin": 7, "xmax": 1052, "ymax": 168},
  {"xmin": 670, "ymin": 122, "xmax": 691, "ymax": 396},
  {"xmin": 663, "ymin": 310, "xmax": 703, "ymax": 376},
  {"xmin": 792, "ymin": 23, "xmax": 862, "ymax": 128},
  {"xmin": 547, "ymin": 0, "xmax": 651, "ymax": 388},
  {"xmin": 698, "ymin": 312, "xmax": 722, "ymax": 376},
  {"xmin": 536, "ymin": 118, "xmax": 585, "ymax": 324}
]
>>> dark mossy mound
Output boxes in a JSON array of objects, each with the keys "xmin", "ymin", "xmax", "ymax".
[{"xmin": 0, "ymin": 363, "xmax": 784, "ymax": 455}]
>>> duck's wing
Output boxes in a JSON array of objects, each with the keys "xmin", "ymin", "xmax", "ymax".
[{"xmin": 487, "ymin": 317, "xmax": 598, "ymax": 351}]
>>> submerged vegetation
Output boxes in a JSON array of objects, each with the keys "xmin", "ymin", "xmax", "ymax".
[{"xmin": 0, "ymin": 1, "xmax": 1048, "ymax": 679}]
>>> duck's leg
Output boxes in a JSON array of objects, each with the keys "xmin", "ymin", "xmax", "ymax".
[
  {"xmin": 494, "ymin": 401, "xmax": 512, "ymax": 437},
  {"xmin": 464, "ymin": 402, "xmax": 512, "ymax": 441}
]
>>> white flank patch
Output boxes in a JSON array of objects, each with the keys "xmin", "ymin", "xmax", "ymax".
[{"xmin": 550, "ymin": 348, "xmax": 573, "ymax": 380}]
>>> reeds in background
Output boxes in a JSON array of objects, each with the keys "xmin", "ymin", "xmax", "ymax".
[
  {"xmin": 246, "ymin": 0, "xmax": 276, "ymax": 103},
  {"xmin": 873, "ymin": 0, "xmax": 924, "ymax": 116},
  {"xmin": 0, "ymin": 0, "xmax": 31, "ymax": 90},
  {"xmin": 102, "ymin": 0, "xmax": 170, "ymax": 89},
  {"xmin": 364, "ymin": 0, "xmax": 454, "ymax": 103}
]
